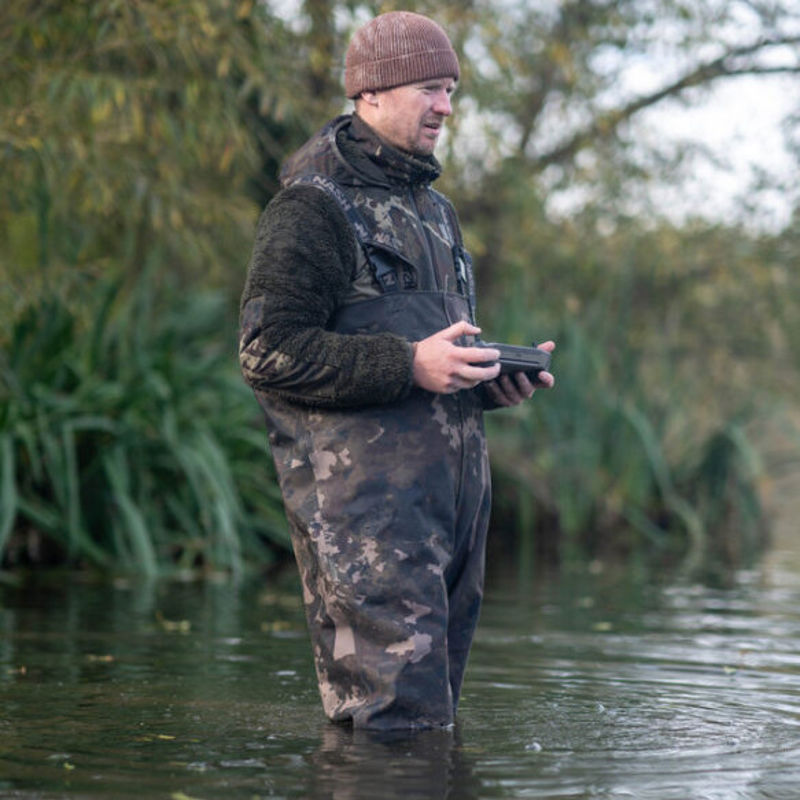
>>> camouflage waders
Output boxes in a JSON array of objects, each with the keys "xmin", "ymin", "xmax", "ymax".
[{"xmin": 243, "ymin": 116, "xmax": 491, "ymax": 730}]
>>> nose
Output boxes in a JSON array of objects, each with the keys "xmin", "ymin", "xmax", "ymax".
[{"xmin": 432, "ymin": 89, "xmax": 452, "ymax": 116}]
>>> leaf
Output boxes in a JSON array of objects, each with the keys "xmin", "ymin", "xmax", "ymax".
[{"xmin": 0, "ymin": 435, "xmax": 17, "ymax": 555}]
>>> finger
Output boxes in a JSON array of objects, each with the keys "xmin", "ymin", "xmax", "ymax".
[
  {"xmin": 441, "ymin": 320, "xmax": 481, "ymax": 342},
  {"xmin": 498, "ymin": 374, "xmax": 524, "ymax": 404},
  {"xmin": 512, "ymin": 372, "xmax": 536, "ymax": 397},
  {"xmin": 483, "ymin": 380, "xmax": 513, "ymax": 407},
  {"xmin": 533, "ymin": 370, "xmax": 554, "ymax": 389},
  {"xmin": 459, "ymin": 346, "xmax": 500, "ymax": 365},
  {"xmin": 486, "ymin": 380, "xmax": 516, "ymax": 408},
  {"xmin": 462, "ymin": 362, "xmax": 501, "ymax": 383},
  {"xmin": 537, "ymin": 340, "xmax": 556, "ymax": 353}
]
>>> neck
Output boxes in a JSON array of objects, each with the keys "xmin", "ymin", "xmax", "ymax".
[{"xmin": 347, "ymin": 114, "xmax": 442, "ymax": 185}]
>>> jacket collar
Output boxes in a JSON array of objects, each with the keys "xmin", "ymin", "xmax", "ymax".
[
  {"xmin": 343, "ymin": 114, "xmax": 442, "ymax": 187},
  {"xmin": 279, "ymin": 114, "xmax": 442, "ymax": 189}
]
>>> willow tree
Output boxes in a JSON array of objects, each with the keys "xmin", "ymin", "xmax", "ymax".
[
  {"xmin": 424, "ymin": 0, "xmax": 800, "ymax": 274},
  {"xmin": 0, "ymin": 1, "xmax": 309, "ymax": 571},
  {"xmin": 0, "ymin": 0, "xmax": 314, "ymax": 312},
  {"xmin": 262, "ymin": 1, "xmax": 800, "ymax": 348}
]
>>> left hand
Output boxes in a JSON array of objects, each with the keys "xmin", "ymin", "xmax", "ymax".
[{"xmin": 483, "ymin": 340, "xmax": 555, "ymax": 408}]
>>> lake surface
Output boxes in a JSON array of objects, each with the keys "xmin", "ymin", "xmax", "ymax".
[{"xmin": 2, "ymin": 538, "xmax": 800, "ymax": 800}]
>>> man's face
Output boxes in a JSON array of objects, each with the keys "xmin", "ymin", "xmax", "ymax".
[{"xmin": 365, "ymin": 78, "xmax": 456, "ymax": 157}]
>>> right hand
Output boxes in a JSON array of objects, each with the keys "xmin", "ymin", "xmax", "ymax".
[{"xmin": 412, "ymin": 321, "xmax": 501, "ymax": 394}]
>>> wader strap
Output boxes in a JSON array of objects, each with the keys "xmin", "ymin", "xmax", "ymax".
[
  {"xmin": 432, "ymin": 188, "xmax": 477, "ymax": 323},
  {"xmin": 289, "ymin": 174, "xmax": 400, "ymax": 293}
]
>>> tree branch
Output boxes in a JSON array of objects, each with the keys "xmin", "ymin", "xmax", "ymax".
[{"xmin": 532, "ymin": 35, "xmax": 800, "ymax": 169}]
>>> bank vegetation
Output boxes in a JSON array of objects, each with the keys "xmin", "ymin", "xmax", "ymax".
[{"xmin": 2, "ymin": 0, "xmax": 799, "ymax": 578}]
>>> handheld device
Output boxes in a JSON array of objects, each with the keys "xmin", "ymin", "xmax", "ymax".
[{"xmin": 472, "ymin": 340, "xmax": 552, "ymax": 380}]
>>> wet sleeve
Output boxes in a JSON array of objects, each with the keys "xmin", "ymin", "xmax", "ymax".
[{"xmin": 238, "ymin": 184, "xmax": 415, "ymax": 408}]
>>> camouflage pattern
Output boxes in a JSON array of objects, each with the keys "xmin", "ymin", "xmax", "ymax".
[
  {"xmin": 245, "ymin": 115, "xmax": 491, "ymax": 730},
  {"xmin": 281, "ymin": 116, "xmax": 471, "ymax": 306}
]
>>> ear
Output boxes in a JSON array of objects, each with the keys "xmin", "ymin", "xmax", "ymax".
[{"xmin": 359, "ymin": 90, "xmax": 380, "ymax": 107}]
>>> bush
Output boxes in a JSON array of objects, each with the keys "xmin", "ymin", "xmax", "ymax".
[
  {"xmin": 0, "ymin": 276, "xmax": 289, "ymax": 577},
  {"xmin": 485, "ymin": 309, "xmax": 768, "ymax": 572}
]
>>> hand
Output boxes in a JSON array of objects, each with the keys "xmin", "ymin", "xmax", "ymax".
[
  {"xmin": 483, "ymin": 340, "xmax": 556, "ymax": 407},
  {"xmin": 413, "ymin": 321, "xmax": 501, "ymax": 394}
]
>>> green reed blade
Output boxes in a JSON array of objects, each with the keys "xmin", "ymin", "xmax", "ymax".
[{"xmin": 0, "ymin": 435, "xmax": 17, "ymax": 555}]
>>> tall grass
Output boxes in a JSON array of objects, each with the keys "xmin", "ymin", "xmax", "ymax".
[
  {"xmin": 0, "ymin": 275, "xmax": 288, "ymax": 578},
  {"xmin": 0, "ymin": 270, "xmax": 772, "ymax": 579},
  {"xmin": 485, "ymin": 297, "xmax": 768, "ymax": 573}
]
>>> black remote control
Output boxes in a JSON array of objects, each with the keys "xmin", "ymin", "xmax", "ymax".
[{"xmin": 472, "ymin": 340, "xmax": 551, "ymax": 379}]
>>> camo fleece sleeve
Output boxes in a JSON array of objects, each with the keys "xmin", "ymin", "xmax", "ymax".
[{"xmin": 239, "ymin": 184, "xmax": 415, "ymax": 408}]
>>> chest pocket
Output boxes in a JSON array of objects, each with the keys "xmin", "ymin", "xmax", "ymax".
[
  {"xmin": 290, "ymin": 174, "xmax": 474, "ymax": 319},
  {"xmin": 364, "ymin": 244, "xmax": 418, "ymax": 291}
]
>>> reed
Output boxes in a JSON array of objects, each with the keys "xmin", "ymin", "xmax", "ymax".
[
  {"xmin": 0, "ymin": 266, "xmax": 772, "ymax": 577},
  {"xmin": 0, "ymin": 275, "xmax": 288, "ymax": 577},
  {"xmin": 484, "ymin": 295, "xmax": 767, "ymax": 571}
]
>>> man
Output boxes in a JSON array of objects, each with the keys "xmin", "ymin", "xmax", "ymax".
[{"xmin": 239, "ymin": 10, "xmax": 554, "ymax": 730}]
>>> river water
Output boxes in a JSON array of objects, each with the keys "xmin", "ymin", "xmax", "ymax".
[{"xmin": 2, "ymin": 537, "xmax": 800, "ymax": 799}]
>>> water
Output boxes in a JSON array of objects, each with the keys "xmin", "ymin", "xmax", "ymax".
[{"xmin": 2, "ymin": 546, "xmax": 800, "ymax": 799}]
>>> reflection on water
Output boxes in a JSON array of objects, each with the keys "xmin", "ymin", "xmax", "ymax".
[
  {"xmin": 2, "ymin": 548, "xmax": 800, "ymax": 799},
  {"xmin": 310, "ymin": 725, "xmax": 481, "ymax": 799}
]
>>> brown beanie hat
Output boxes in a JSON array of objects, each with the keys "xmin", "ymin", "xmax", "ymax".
[{"xmin": 344, "ymin": 11, "xmax": 459, "ymax": 99}]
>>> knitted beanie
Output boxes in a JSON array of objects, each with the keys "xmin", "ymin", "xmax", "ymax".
[{"xmin": 344, "ymin": 11, "xmax": 459, "ymax": 99}]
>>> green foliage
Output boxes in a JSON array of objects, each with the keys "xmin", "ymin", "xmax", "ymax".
[
  {"xmin": 0, "ymin": 276, "xmax": 288, "ymax": 576},
  {"xmin": 1, "ymin": 1, "xmax": 798, "ymax": 575},
  {"xmin": 0, "ymin": 0, "xmax": 318, "ymax": 319},
  {"xmin": 478, "ymin": 193, "xmax": 785, "ymax": 570},
  {"xmin": 486, "ymin": 314, "xmax": 767, "ymax": 570}
]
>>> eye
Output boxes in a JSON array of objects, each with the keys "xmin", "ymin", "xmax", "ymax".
[{"xmin": 419, "ymin": 82, "xmax": 456, "ymax": 97}]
